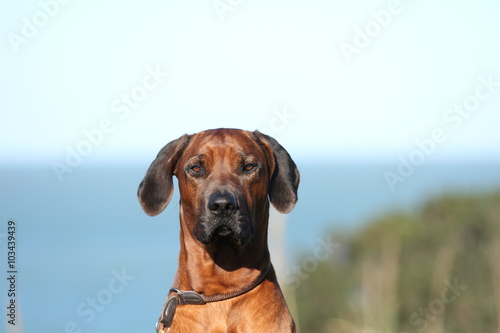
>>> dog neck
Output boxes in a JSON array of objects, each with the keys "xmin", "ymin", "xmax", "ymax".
[{"xmin": 174, "ymin": 205, "xmax": 272, "ymax": 297}]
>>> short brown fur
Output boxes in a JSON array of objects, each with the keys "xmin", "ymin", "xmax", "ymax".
[{"xmin": 138, "ymin": 128, "xmax": 299, "ymax": 332}]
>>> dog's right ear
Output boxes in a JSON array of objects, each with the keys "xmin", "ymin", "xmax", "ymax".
[
  {"xmin": 138, "ymin": 134, "xmax": 191, "ymax": 216},
  {"xmin": 252, "ymin": 131, "xmax": 300, "ymax": 214}
]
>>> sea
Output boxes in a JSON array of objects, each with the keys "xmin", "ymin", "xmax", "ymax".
[{"xmin": 1, "ymin": 161, "xmax": 499, "ymax": 332}]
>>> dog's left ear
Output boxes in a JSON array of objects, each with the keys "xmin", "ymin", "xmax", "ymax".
[
  {"xmin": 138, "ymin": 134, "xmax": 191, "ymax": 216},
  {"xmin": 253, "ymin": 131, "xmax": 300, "ymax": 214}
]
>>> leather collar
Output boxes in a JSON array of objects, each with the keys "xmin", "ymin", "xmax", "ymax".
[{"xmin": 156, "ymin": 264, "xmax": 272, "ymax": 332}]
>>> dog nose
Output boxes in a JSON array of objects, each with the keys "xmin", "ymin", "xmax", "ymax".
[{"xmin": 208, "ymin": 193, "xmax": 238, "ymax": 216}]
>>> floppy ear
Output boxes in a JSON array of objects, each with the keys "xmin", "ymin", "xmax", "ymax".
[
  {"xmin": 138, "ymin": 134, "xmax": 191, "ymax": 216},
  {"xmin": 253, "ymin": 131, "xmax": 300, "ymax": 214}
]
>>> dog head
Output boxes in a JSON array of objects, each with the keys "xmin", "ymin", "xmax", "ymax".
[{"xmin": 138, "ymin": 128, "xmax": 299, "ymax": 246}]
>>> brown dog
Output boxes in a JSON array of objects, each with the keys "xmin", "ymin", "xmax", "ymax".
[{"xmin": 138, "ymin": 128, "xmax": 299, "ymax": 332}]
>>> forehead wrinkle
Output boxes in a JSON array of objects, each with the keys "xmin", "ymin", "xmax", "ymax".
[
  {"xmin": 187, "ymin": 129, "xmax": 265, "ymax": 167},
  {"xmin": 202, "ymin": 132, "xmax": 239, "ymax": 160}
]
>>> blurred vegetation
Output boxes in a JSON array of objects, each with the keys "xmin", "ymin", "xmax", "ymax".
[{"xmin": 288, "ymin": 192, "xmax": 500, "ymax": 333}]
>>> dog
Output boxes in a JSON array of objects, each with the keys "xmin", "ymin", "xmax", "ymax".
[{"xmin": 138, "ymin": 128, "xmax": 299, "ymax": 332}]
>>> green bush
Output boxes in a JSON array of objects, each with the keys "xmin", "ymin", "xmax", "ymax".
[{"xmin": 290, "ymin": 192, "xmax": 500, "ymax": 333}]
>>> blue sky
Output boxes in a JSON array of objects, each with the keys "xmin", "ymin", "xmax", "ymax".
[{"xmin": 1, "ymin": 0, "xmax": 500, "ymax": 166}]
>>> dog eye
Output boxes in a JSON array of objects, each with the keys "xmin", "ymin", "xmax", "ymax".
[
  {"xmin": 243, "ymin": 164, "xmax": 256, "ymax": 172},
  {"xmin": 190, "ymin": 165, "xmax": 202, "ymax": 173}
]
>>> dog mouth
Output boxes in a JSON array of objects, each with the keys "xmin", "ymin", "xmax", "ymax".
[
  {"xmin": 213, "ymin": 225, "xmax": 233, "ymax": 239},
  {"xmin": 194, "ymin": 217, "xmax": 254, "ymax": 246}
]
